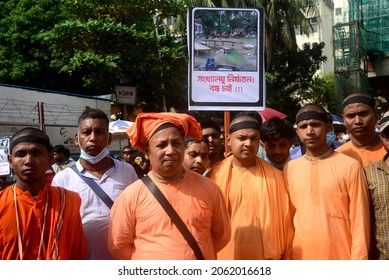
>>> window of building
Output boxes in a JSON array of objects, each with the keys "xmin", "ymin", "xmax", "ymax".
[
  {"xmin": 310, "ymin": 17, "xmax": 318, "ymax": 33},
  {"xmin": 336, "ymin": 8, "xmax": 342, "ymax": 16},
  {"xmin": 294, "ymin": 25, "xmax": 301, "ymax": 36}
]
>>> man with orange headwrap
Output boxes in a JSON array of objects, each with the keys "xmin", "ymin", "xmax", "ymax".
[{"xmin": 108, "ymin": 112, "xmax": 231, "ymax": 259}]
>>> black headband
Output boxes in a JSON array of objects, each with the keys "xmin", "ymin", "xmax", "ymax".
[
  {"xmin": 341, "ymin": 96, "xmax": 375, "ymax": 111},
  {"xmin": 10, "ymin": 135, "xmax": 52, "ymax": 152},
  {"xmin": 296, "ymin": 111, "xmax": 329, "ymax": 124},
  {"xmin": 229, "ymin": 121, "xmax": 260, "ymax": 134}
]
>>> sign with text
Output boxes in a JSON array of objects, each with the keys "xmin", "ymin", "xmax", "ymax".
[
  {"xmin": 116, "ymin": 77, "xmax": 137, "ymax": 105},
  {"xmin": 0, "ymin": 137, "xmax": 10, "ymax": 176},
  {"xmin": 188, "ymin": 7, "xmax": 265, "ymax": 111}
]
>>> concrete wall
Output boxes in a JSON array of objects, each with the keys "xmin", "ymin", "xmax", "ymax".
[{"xmin": 0, "ymin": 85, "xmax": 113, "ymax": 154}]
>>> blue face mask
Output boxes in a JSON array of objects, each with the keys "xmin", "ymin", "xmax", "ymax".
[
  {"xmin": 326, "ymin": 131, "xmax": 336, "ymax": 146},
  {"xmin": 79, "ymin": 147, "xmax": 110, "ymax": 164}
]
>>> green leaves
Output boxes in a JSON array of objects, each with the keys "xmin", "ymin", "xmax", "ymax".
[{"xmin": 0, "ymin": 0, "xmax": 331, "ymax": 113}]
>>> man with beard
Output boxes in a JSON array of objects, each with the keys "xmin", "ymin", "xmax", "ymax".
[
  {"xmin": 258, "ymin": 117, "xmax": 295, "ymax": 170},
  {"xmin": 336, "ymin": 92, "xmax": 386, "ymax": 167}
]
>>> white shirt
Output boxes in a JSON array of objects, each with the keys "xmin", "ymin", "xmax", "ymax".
[
  {"xmin": 52, "ymin": 158, "xmax": 138, "ymax": 259},
  {"xmin": 51, "ymin": 158, "xmax": 76, "ymax": 173}
]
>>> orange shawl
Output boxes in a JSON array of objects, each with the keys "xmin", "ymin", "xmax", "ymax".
[{"xmin": 207, "ymin": 156, "xmax": 293, "ymax": 259}]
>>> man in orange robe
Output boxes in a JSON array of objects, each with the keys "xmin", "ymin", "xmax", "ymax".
[
  {"xmin": 0, "ymin": 127, "xmax": 88, "ymax": 260},
  {"xmin": 207, "ymin": 113, "xmax": 293, "ymax": 260},
  {"xmin": 336, "ymin": 92, "xmax": 386, "ymax": 167},
  {"xmin": 283, "ymin": 104, "xmax": 370, "ymax": 259},
  {"xmin": 108, "ymin": 113, "xmax": 231, "ymax": 259}
]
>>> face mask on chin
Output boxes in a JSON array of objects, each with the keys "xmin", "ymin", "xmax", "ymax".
[{"xmin": 79, "ymin": 147, "xmax": 110, "ymax": 164}]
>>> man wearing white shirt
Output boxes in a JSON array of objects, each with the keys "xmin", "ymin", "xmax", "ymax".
[{"xmin": 52, "ymin": 108, "xmax": 138, "ymax": 260}]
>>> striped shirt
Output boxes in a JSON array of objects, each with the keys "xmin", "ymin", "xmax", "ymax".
[{"xmin": 365, "ymin": 154, "xmax": 389, "ymax": 259}]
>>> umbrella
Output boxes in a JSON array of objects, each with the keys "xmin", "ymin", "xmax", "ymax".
[
  {"xmin": 331, "ymin": 114, "xmax": 344, "ymax": 126},
  {"xmin": 257, "ymin": 107, "xmax": 287, "ymax": 123},
  {"xmin": 109, "ymin": 120, "xmax": 134, "ymax": 134},
  {"xmin": 109, "ymin": 120, "xmax": 134, "ymax": 150},
  {"xmin": 331, "ymin": 114, "xmax": 346, "ymax": 133}
]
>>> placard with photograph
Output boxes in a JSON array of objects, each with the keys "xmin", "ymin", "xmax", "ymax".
[
  {"xmin": 188, "ymin": 7, "xmax": 265, "ymax": 111},
  {"xmin": 0, "ymin": 137, "xmax": 10, "ymax": 176}
]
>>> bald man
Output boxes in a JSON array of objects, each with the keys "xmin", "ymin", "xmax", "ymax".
[
  {"xmin": 283, "ymin": 104, "xmax": 370, "ymax": 259},
  {"xmin": 336, "ymin": 92, "xmax": 386, "ymax": 167},
  {"xmin": 207, "ymin": 113, "xmax": 293, "ymax": 260},
  {"xmin": 0, "ymin": 127, "xmax": 88, "ymax": 260}
]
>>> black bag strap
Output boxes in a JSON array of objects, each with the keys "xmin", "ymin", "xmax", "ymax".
[
  {"xmin": 70, "ymin": 165, "xmax": 114, "ymax": 209},
  {"xmin": 141, "ymin": 175, "xmax": 205, "ymax": 260}
]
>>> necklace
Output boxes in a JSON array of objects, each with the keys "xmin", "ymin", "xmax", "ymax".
[
  {"xmin": 351, "ymin": 135, "xmax": 380, "ymax": 149},
  {"xmin": 13, "ymin": 184, "xmax": 48, "ymax": 260},
  {"xmin": 152, "ymin": 169, "xmax": 186, "ymax": 184},
  {"xmin": 304, "ymin": 148, "xmax": 334, "ymax": 161}
]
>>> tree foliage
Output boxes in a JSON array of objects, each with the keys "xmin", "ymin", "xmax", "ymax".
[
  {"xmin": 37, "ymin": 0, "xmax": 188, "ymax": 111},
  {"xmin": 305, "ymin": 73, "xmax": 337, "ymax": 113},
  {"xmin": 0, "ymin": 0, "xmax": 69, "ymax": 89},
  {"xmin": 0, "ymin": 0, "xmax": 329, "ymax": 115},
  {"xmin": 267, "ymin": 41, "xmax": 327, "ymax": 119},
  {"xmin": 0, "ymin": 0, "xmax": 189, "ymax": 111}
]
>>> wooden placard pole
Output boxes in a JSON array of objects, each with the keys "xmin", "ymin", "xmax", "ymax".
[{"xmin": 224, "ymin": 111, "xmax": 230, "ymax": 155}]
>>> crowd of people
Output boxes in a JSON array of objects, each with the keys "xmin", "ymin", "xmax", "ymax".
[{"xmin": 1, "ymin": 91, "xmax": 389, "ymax": 260}]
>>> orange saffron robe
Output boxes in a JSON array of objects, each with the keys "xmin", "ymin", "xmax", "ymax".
[
  {"xmin": 335, "ymin": 140, "xmax": 386, "ymax": 167},
  {"xmin": 0, "ymin": 185, "xmax": 89, "ymax": 260},
  {"xmin": 207, "ymin": 156, "xmax": 294, "ymax": 260},
  {"xmin": 108, "ymin": 170, "xmax": 231, "ymax": 260},
  {"xmin": 283, "ymin": 151, "xmax": 370, "ymax": 259}
]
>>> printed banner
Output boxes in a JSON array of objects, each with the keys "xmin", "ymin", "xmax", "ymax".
[
  {"xmin": 188, "ymin": 7, "xmax": 265, "ymax": 111},
  {"xmin": 0, "ymin": 137, "xmax": 10, "ymax": 176}
]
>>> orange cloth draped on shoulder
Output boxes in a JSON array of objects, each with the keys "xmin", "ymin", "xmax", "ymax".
[
  {"xmin": 0, "ymin": 185, "xmax": 89, "ymax": 260},
  {"xmin": 207, "ymin": 156, "xmax": 294, "ymax": 260},
  {"xmin": 126, "ymin": 112, "xmax": 202, "ymax": 152},
  {"xmin": 335, "ymin": 140, "xmax": 386, "ymax": 168}
]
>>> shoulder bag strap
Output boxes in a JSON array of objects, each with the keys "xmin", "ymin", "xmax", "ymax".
[
  {"xmin": 141, "ymin": 175, "xmax": 205, "ymax": 260},
  {"xmin": 70, "ymin": 165, "xmax": 114, "ymax": 209}
]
